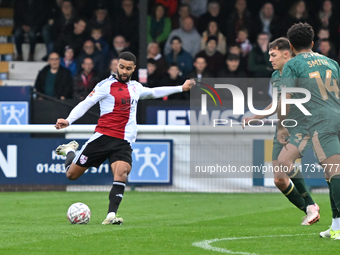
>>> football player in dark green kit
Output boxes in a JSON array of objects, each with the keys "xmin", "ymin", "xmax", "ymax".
[
  {"xmin": 277, "ymin": 22, "xmax": 340, "ymax": 239},
  {"xmin": 244, "ymin": 37, "xmax": 320, "ymax": 225}
]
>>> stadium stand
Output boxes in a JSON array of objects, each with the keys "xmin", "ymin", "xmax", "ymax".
[
  {"xmin": 0, "ymin": 60, "xmax": 45, "ymax": 86},
  {"xmin": 0, "ymin": 5, "xmax": 45, "ymax": 86},
  {"xmin": 0, "ymin": 7, "xmax": 13, "ymax": 80},
  {"xmin": 13, "ymin": 43, "xmax": 47, "ymax": 62},
  {"xmin": 8, "ymin": 61, "xmax": 46, "ymax": 80}
]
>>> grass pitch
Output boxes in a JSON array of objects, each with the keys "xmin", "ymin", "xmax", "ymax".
[{"xmin": 0, "ymin": 191, "xmax": 337, "ymax": 255}]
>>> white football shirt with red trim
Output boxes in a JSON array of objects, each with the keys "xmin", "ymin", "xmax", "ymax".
[
  {"xmin": 66, "ymin": 75, "xmax": 183, "ymax": 144},
  {"xmin": 87, "ymin": 76, "xmax": 143, "ymax": 143}
]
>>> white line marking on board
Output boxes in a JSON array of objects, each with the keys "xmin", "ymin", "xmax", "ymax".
[{"xmin": 192, "ymin": 234, "xmax": 314, "ymax": 254}]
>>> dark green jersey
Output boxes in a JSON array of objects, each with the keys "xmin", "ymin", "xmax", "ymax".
[
  {"xmin": 271, "ymin": 70, "xmax": 308, "ymax": 131},
  {"xmin": 281, "ymin": 51, "xmax": 340, "ymax": 133},
  {"xmin": 271, "ymin": 70, "xmax": 281, "ymax": 100},
  {"xmin": 271, "ymin": 70, "xmax": 281, "ymax": 87}
]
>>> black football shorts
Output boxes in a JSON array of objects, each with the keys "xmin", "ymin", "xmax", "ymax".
[{"xmin": 73, "ymin": 133, "xmax": 132, "ymax": 168}]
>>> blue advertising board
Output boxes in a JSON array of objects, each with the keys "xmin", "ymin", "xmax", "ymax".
[
  {"xmin": 0, "ymin": 86, "xmax": 32, "ymax": 101},
  {"xmin": 128, "ymin": 140, "xmax": 173, "ymax": 185},
  {"xmin": 145, "ymin": 105, "xmax": 271, "ymax": 125},
  {"xmin": 0, "ymin": 86, "xmax": 31, "ymax": 125},
  {"xmin": 0, "ymin": 134, "xmax": 173, "ymax": 185},
  {"xmin": 146, "ymin": 105, "xmax": 190, "ymax": 125},
  {"xmin": 0, "ymin": 101, "xmax": 28, "ymax": 125}
]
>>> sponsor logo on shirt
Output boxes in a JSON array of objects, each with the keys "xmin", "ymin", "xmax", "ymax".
[
  {"xmin": 121, "ymin": 98, "xmax": 138, "ymax": 105},
  {"xmin": 88, "ymin": 90, "xmax": 95, "ymax": 97}
]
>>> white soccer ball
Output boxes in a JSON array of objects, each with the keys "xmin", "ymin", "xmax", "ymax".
[{"xmin": 67, "ymin": 202, "xmax": 91, "ymax": 224}]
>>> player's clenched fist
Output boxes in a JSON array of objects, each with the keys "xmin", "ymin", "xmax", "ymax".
[
  {"xmin": 55, "ymin": 118, "xmax": 69, "ymax": 129},
  {"xmin": 182, "ymin": 79, "xmax": 196, "ymax": 91}
]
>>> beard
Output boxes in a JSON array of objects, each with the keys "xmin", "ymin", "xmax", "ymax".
[{"xmin": 116, "ymin": 70, "xmax": 132, "ymax": 83}]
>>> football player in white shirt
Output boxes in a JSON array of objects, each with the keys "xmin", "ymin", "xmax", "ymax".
[{"xmin": 55, "ymin": 52, "xmax": 194, "ymax": 225}]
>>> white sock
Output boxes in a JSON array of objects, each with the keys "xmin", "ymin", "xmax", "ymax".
[
  {"xmin": 106, "ymin": 212, "xmax": 116, "ymax": 219},
  {"xmin": 65, "ymin": 147, "xmax": 75, "ymax": 155},
  {"xmin": 331, "ymin": 218, "xmax": 340, "ymax": 231}
]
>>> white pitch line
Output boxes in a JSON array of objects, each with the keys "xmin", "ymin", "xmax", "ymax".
[{"xmin": 192, "ymin": 234, "xmax": 314, "ymax": 254}]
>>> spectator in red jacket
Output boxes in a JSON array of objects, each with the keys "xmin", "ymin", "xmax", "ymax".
[
  {"xmin": 73, "ymin": 57, "xmax": 99, "ymax": 101},
  {"xmin": 155, "ymin": 0, "xmax": 178, "ymax": 17}
]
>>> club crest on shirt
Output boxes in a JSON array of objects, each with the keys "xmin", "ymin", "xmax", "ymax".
[
  {"xmin": 80, "ymin": 155, "xmax": 88, "ymax": 164},
  {"xmin": 132, "ymin": 85, "xmax": 136, "ymax": 93}
]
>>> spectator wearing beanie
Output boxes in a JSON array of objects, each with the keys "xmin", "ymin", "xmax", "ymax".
[{"xmin": 195, "ymin": 35, "xmax": 225, "ymax": 77}]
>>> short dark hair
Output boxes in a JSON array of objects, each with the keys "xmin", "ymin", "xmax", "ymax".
[
  {"xmin": 194, "ymin": 56, "xmax": 206, "ymax": 62},
  {"xmin": 320, "ymin": 38, "xmax": 330, "ymax": 44},
  {"xmin": 226, "ymin": 54, "xmax": 240, "ymax": 61},
  {"xmin": 152, "ymin": 3, "xmax": 167, "ymax": 17},
  {"xmin": 171, "ymin": 36, "xmax": 182, "ymax": 44},
  {"xmin": 269, "ymin": 37, "xmax": 291, "ymax": 51},
  {"xmin": 209, "ymin": 0, "xmax": 220, "ymax": 7},
  {"xmin": 91, "ymin": 26, "xmax": 102, "ymax": 33},
  {"xmin": 169, "ymin": 63, "xmax": 179, "ymax": 69},
  {"xmin": 147, "ymin": 58, "xmax": 156, "ymax": 65},
  {"xmin": 238, "ymin": 27, "xmax": 248, "ymax": 34},
  {"xmin": 228, "ymin": 43, "xmax": 240, "ymax": 49},
  {"xmin": 206, "ymin": 35, "xmax": 218, "ymax": 45},
  {"xmin": 63, "ymin": 0, "xmax": 73, "ymax": 6},
  {"xmin": 287, "ymin": 22, "xmax": 314, "ymax": 51},
  {"xmin": 118, "ymin": 51, "xmax": 136, "ymax": 65},
  {"xmin": 75, "ymin": 17, "xmax": 87, "ymax": 24},
  {"xmin": 257, "ymin": 32, "xmax": 269, "ymax": 38},
  {"xmin": 179, "ymin": 3, "xmax": 189, "ymax": 10}
]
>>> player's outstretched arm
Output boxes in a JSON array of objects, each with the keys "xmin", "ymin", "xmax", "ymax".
[
  {"xmin": 182, "ymin": 79, "xmax": 196, "ymax": 91},
  {"xmin": 54, "ymin": 97, "xmax": 96, "ymax": 129},
  {"xmin": 276, "ymin": 93, "xmax": 291, "ymax": 145},
  {"xmin": 140, "ymin": 79, "xmax": 195, "ymax": 99}
]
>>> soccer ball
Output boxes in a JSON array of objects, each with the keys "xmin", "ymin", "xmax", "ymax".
[{"xmin": 67, "ymin": 202, "xmax": 91, "ymax": 224}]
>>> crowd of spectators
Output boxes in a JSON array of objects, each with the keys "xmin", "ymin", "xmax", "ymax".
[{"xmin": 7, "ymin": 0, "xmax": 340, "ymax": 100}]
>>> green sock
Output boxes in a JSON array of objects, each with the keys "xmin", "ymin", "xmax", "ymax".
[
  {"xmin": 329, "ymin": 176, "xmax": 340, "ymax": 218},
  {"xmin": 287, "ymin": 167, "xmax": 315, "ymax": 206},
  {"xmin": 282, "ymin": 182, "xmax": 306, "ymax": 212},
  {"xmin": 326, "ymin": 180, "xmax": 339, "ymax": 218}
]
